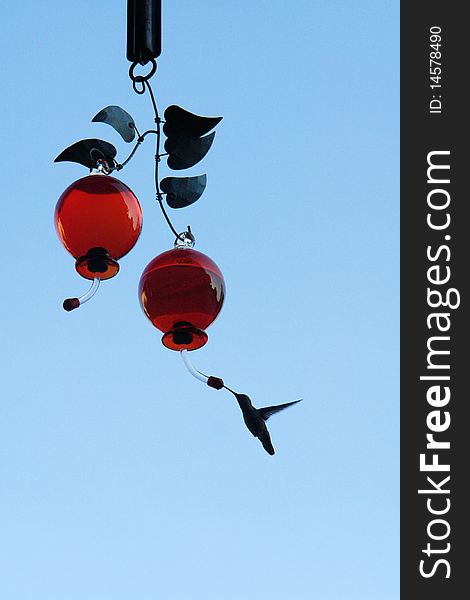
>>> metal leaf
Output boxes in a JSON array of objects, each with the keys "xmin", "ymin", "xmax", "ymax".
[
  {"xmin": 164, "ymin": 132, "xmax": 215, "ymax": 170},
  {"xmin": 163, "ymin": 105, "xmax": 222, "ymax": 138},
  {"xmin": 54, "ymin": 139, "xmax": 117, "ymax": 169},
  {"xmin": 92, "ymin": 106, "xmax": 136, "ymax": 142},
  {"xmin": 160, "ymin": 175, "xmax": 207, "ymax": 208}
]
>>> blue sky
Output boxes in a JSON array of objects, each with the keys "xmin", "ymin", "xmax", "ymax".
[{"xmin": 0, "ymin": 1, "xmax": 399, "ymax": 598}]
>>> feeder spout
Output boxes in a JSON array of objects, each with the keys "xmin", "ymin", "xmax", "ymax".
[
  {"xmin": 63, "ymin": 276, "xmax": 101, "ymax": 311},
  {"xmin": 180, "ymin": 350, "xmax": 225, "ymax": 390}
]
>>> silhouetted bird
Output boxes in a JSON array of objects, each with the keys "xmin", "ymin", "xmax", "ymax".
[{"xmin": 225, "ymin": 389, "xmax": 301, "ymax": 455}]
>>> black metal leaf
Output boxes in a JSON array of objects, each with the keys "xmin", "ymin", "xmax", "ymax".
[
  {"xmin": 160, "ymin": 174, "xmax": 207, "ymax": 208},
  {"xmin": 163, "ymin": 105, "xmax": 222, "ymax": 170},
  {"xmin": 92, "ymin": 106, "xmax": 136, "ymax": 142},
  {"xmin": 163, "ymin": 105, "xmax": 222, "ymax": 138},
  {"xmin": 164, "ymin": 133, "xmax": 215, "ymax": 170},
  {"xmin": 54, "ymin": 139, "xmax": 117, "ymax": 169}
]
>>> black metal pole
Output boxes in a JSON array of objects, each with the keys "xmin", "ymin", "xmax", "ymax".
[{"xmin": 127, "ymin": 0, "xmax": 161, "ymax": 65}]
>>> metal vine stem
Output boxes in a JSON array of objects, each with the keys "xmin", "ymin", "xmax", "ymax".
[
  {"xmin": 116, "ymin": 128, "xmax": 157, "ymax": 170},
  {"xmin": 129, "ymin": 60, "xmax": 188, "ymax": 243}
]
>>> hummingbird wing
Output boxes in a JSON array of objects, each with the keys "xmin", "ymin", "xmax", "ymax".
[{"xmin": 258, "ymin": 400, "xmax": 302, "ymax": 421}]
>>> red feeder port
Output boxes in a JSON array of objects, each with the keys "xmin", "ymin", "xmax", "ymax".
[
  {"xmin": 139, "ymin": 247, "xmax": 225, "ymax": 351},
  {"xmin": 55, "ymin": 174, "xmax": 142, "ymax": 280}
]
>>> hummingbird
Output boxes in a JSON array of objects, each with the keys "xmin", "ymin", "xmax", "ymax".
[{"xmin": 225, "ymin": 388, "xmax": 301, "ymax": 455}]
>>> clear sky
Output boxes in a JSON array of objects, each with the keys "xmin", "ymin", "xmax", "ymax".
[{"xmin": 0, "ymin": 1, "xmax": 398, "ymax": 598}]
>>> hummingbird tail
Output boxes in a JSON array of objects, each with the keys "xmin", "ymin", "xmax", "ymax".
[{"xmin": 259, "ymin": 432, "xmax": 275, "ymax": 455}]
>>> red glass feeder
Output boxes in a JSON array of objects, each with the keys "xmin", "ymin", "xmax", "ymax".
[
  {"xmin": 55, "ymin": 173, "xmax": 142, "ymax": 311},
  {"xmin": 139, "ymin": 245, "xmax": 225, "ymax": 351},
  {"xmin": 55, "ymin": 173, "xmax": 142, "ymax": 280}
]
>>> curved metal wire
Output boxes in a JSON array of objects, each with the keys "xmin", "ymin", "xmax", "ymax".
[
  {"xmin": 112, "ymin": 129, "xmax": 158, "ymax": 171},
  {"xmin": 129, "ymin": 60, "xmax": 158, "ymax": 83},
  {"xmin": 129, "ymin": 59, "xmax": 157, "ymax": 94},
  {"xmin": 129, "ymin": 65, "xmax": 190, "ymax": 243}
]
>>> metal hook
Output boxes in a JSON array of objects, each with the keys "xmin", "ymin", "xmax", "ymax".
[{"xmin": 129, "ymin": 59, "xmax": 157, "ymax": 84}]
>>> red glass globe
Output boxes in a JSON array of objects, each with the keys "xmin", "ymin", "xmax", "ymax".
[
  {"xmin": 55, "ymin": 174, "xmax": 142, "ymax": 280},
  {"xmin": 139, "ymin": 247, "xmax": 225, "ymax": 351}
]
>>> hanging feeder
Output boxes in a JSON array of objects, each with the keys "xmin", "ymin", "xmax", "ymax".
[
  {"xmin": 138, "ymin": 236, "xmax": 225, "ymax": 351},
  {"xmin": 51, "ymin": 1, "xmax": 301, "ymax": 455},
  {"xmin": 55, "ymin": 173, "xmax": 143, "ymax": 310}
]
